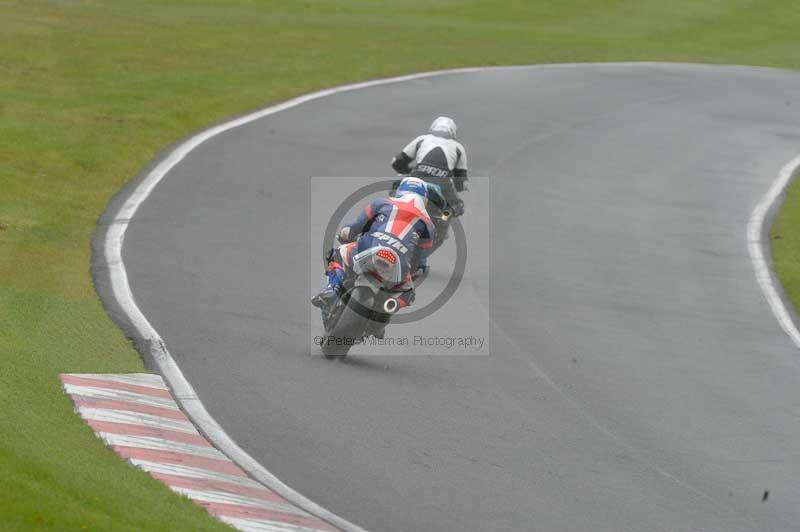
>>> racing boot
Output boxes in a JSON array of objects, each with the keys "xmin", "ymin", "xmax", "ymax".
[
  {"xmin": 312, "ymin": 264, "xmax": 345, "ymax": 309},
  {"xmin": 311, "ymin": 285, "xmax": 340, "ymax": 309}
]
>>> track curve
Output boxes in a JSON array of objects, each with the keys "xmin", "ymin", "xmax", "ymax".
[{"xmin": 120, "ymin": 64, "xmax": 800, "ymax": 532}]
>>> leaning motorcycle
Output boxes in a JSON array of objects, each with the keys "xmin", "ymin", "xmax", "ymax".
[{"xmin": 319, "ymin": 244, "xmax": 405, "ymax": 359}]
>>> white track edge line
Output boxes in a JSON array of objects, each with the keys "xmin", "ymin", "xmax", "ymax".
[
  {"xmin": 104, "ymin": 63, "xmax": 800, "ymax": 532},
  {"xmin": 747, "ymin": 154, "xmax": 800, "ymax": 349}
]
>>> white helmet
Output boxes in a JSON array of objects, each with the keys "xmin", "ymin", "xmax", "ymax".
[{"xmin": 429, "ymin": 116, "xmax": 457, "ymax": 140}]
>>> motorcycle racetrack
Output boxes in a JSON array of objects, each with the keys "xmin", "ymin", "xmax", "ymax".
[{"xmin": 116, "ymin": 64, "xmax": 800, "ymax": 532}]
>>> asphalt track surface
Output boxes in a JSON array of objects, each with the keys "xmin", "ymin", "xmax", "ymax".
[{"xmin": 122, "ymin": 64, "xmax": 800, "ymax": 532}]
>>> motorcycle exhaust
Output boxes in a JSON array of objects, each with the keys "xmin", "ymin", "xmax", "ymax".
[{"xmin": 383, "ymin": 297, "xmax": 400, "ymax": 314}]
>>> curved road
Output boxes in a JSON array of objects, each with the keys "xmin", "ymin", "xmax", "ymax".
[{"xmin": 122, "ymin": 64, "xmax": 800, "ymax": 532}]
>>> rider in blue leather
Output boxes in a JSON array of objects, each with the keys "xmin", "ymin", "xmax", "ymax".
[{"xmin": 312, "ymin": 177, "xmax": 435, "ymax": 309}]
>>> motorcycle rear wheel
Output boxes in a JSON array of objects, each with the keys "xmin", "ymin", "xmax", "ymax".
[
  {"xmin": 431, "ymin": 217, "xmax": 450, "ymax": 253},
  {"xmin": 321, "ymin": 286, "xmax": 373, "ymax": 359}
]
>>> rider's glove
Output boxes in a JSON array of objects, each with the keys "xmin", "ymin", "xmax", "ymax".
[
  {"xmin": 453, "ymin": 174, "xmax": 468, "ymax": 192},
  {"xmin": 391, "ymin": 154, "xmax": 413, "ymax": 175}
]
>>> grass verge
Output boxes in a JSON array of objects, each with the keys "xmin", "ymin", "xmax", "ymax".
[
  {"xmin": 2, "ymin": 1, "xmax": 800, "ymax": 529},
  {"xmin": 771, "ymin": 171, "xmax": 800, "ymax": 318}
]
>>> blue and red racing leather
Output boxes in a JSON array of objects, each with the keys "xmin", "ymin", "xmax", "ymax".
[{"xmin": 326, "ymin": 195, "xmax": 435, "ymax": 306}]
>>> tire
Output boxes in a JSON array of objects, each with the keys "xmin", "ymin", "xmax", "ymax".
[
  {"xmin": 321, "ymin": 286, "xmax": 373, "ymax": 359},
  {"xmin": 431, "ymin": 217, "xmax": 450, "ymax": 253}
]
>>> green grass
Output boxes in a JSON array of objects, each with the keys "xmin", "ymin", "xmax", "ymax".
[
  {"xmin": 771, "ymin": 173, "xmax": 800, "ymax": 316},
  {"xmin": 3, "ymin": 0, "xmax": 800, "ymax": 529}
]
